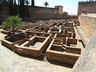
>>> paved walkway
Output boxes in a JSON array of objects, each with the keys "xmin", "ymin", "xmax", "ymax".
[{"xmin": 0, "ymin": 30, "xmax": 72, "ymax": 72}]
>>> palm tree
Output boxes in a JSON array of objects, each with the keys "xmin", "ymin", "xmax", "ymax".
[
  {"xmin": 25, "ymin": 0, "xmax": 29, "ymax": 5},
  {"xmin": 44, "ymin": 1, "xmax": 48, "ymax": 7}
]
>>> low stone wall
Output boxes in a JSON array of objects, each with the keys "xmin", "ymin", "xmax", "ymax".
[
  {"xmin": 46, "ymin": 51, "xmax": 80, "ymax": 65},
  {"xmin": 1, "ymin": 36, "xmax": 51, "ymax": 58},
  {"xmin": 2, "ymin": 40, "xmax": 14, "ymax": 50},
  {"xmin": 46, "ymin": 33, "xmax": 81, "ymax": 65},
  {"xmin": 15, "ymin": 46, "xmax": 39, "ymax": 57},
  {"xmin": 1, "ymin": 30, "xmax": 9, "ymax": 35},
  {"xmin": 78, "ymin": 14, "xmax": 96, "ymax": 39},
  {"xmin": 66, "ymin": 47, "xmax": 81, "ymax": 54}
]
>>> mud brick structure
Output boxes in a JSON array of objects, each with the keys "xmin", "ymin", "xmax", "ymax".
[
  {"xmin": 2, "ymin": 40, "xmax": 14, "ymax": 50},
  {"xmin": 15, "ymin": 36, "xmax": 51, "ymax": 57},
  {"xmin": 46, "ymin": 33, "xmax": 81, "ymax": 64},
  {"xmin": 0, "ymin": 5, "xmax": 69, "ymax": 23},
  {"xmin": 46, "ymin": 37, "xmax": 80, "ymax": 64},
  {"xmin": 78, "ymin": 2, "xmax": 96, "ymax": 15},
  {"xmin": 55, "ymin": 6, "xmax": 63, "ymax": 14},
  {"xmin": 45, "ymin": 20, "xmax": 82, "ymax": 65},
  {"xmin": 67, "ymin": 39, "xmax": 77, "ymax": 45},
  {"xmin": 66, "ymin": 46, "xmax": 81, "ymax": 54}
]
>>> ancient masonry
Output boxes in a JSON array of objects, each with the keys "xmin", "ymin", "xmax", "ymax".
[
  {"xmin": 78, "ymin": 2, "xmax": 96, "ymax": 15},
  {"xmin": 1, "ymin": 19, "xmax": 84, "ymax": 66}
]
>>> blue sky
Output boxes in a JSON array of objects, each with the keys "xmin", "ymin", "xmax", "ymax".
[{"xmin": 34, "ymin": 0, "xmax": 86, "ymax": 15}]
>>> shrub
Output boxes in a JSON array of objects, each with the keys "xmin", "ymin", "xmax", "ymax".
[{"xmin": 2, "ymin": 15, "xmax": 24, "ymax": 31}]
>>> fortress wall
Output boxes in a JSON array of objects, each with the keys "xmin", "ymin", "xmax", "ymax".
[
  {"xmin": 0, "ymin": 5, "xmax": 65, "ymax": 23},
  {"xmin": 0, "ymin": 6, "xmax": 9, "ymax": 23},
  {"xmin": 28, "ymin": 6, "xmax": 58, "ymax": 15},
  {"xmin": 78, "ymin": 2, "xmax": 96, "ymax": 15}
]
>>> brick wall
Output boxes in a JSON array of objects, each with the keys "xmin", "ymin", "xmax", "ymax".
[
  {"xmin": 28, "ymin": 6, "xmax": 58, "ymax": 15},
  {"xmin": 0, "ymin": 5, "xmax": 65, "ymax": 23},
  {"xmin": 55, "ymin": 6, "xmax": 63, "ymax": 14},
  {"xmin": 0, "ymin": 6, "xmax": 9, "ymax": 23},
  {"xmin": 78, "ymin": 2, "xmax": 96, "ymax": 15}
]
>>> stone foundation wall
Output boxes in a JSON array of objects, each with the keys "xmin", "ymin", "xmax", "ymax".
[{"xmin": 46, "ymin": 51, "xmax": 79, "ymax": 64}]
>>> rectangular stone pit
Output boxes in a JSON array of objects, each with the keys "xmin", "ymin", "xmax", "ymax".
[
  {"xmin": 27, "ymin": 32, "xmax": 49, "ymax": 38},
  {"xmin": 68, "ymin": 27, "xmax": 75, "ymax": 32},
  {"xmin": 53, "ymin": 38, "xmax": 63, "ymax": 45},
  {"xmin": 15, "ymin": 36, "xmax": 51, "ymax": 57},
  {"xmin": 46, "ymin": 44, "xmax": 80, "ymax": 65},
  {"xmin": 55, "ymin": 34, "xmax": 67, "ymax": 44},
  {"xmin": 65, "ymin": 22, "xmax": 74, "ymax": 27},
  {"xmin": 56, "ymin": 33, "xmax": 71, "ymax": 39},
  {"xmin": 67, "ymin": 39, "xmax": 77, "ymax": 45},
  {"xmin": 46, "ymin": 37, "xmax": 80, "ymax": 65},
  {"xmin": 1, "ymin": 39, "xmax": 28, "ymax": 50},
  {"xmin": 50, "ymin": 27, "xmax": 60, "ymax": 33},
  {"xmin": 66, "ymin": 46, "xmax": 81, "ymax": 54}
]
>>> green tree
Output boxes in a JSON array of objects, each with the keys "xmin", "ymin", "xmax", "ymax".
[
  {"xmin": 44, "ymin": 1, "xmax": 48, "ymax": 7},
  {"xmin": 2, "ymin": 15, "xmax": 24, "ymax": 32}
]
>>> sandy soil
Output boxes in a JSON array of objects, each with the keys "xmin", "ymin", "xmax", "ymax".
[
  {"xmin": 0, "ymin": 30, "xmax": 6, "ymax": 72},
  {"xmin": 0, "ymin": 30, "xmax": 6, "ymax": 44}
]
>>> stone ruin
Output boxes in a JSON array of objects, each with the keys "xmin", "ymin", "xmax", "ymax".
[{"xmin": 1, "ymin": 19, "xmax": 84, "ymax": 66}]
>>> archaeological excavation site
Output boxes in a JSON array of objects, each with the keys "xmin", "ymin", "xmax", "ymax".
[{"xmin": 0, "ymin": 0, "xmax": 96, "ymax": 72}]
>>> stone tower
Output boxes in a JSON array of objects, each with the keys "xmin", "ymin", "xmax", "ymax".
[{"xmin": 55, "ymin": 6, "xmax": 63, "ymax": 14}]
